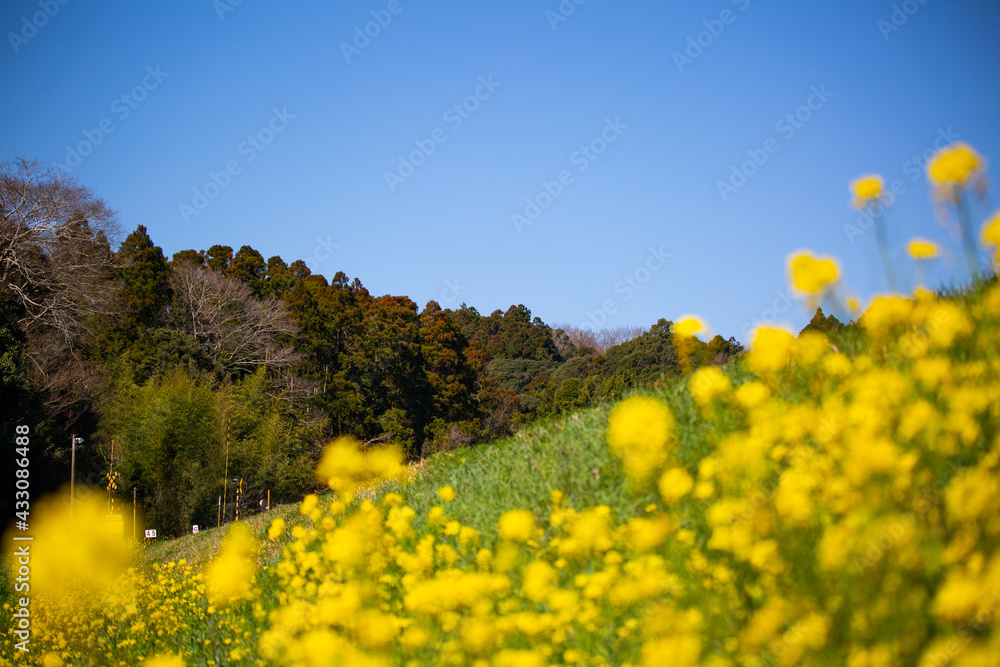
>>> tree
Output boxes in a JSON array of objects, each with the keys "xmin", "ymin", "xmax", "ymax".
[
  {"xmin": 116, "ymin": 225, "xmax": 172, "ymax": 328},
  {"xmin": 0, "ymin": 158, "xmax": 119, "ymax": 341},
  {"xmin": 419, "ymin": 300, "xmax": 479, "ymax": 452},
  {"xmin": 110, "ymin": 369, "xmax": 222, "ymax": 536},
  {"xmin": 205, "ymin": 245, "xmax": 233, "ymax": 273},
  {"xmin": 171, "ymin": 249, "xmax": 204, "ymax": 267},
  {"xmin": 799, "ymin": 307, "xmax": 845, "ymax": 337},
  {"xmin": 264, "ymin": 256, "xmax": 295, "ymax": 298},
  {"xmin": 227, "ymin": 245, "xmax": 267, "ymax": 298},
  {"xmin": 169, "ymin": 262, "xmax": 299, "ymax": 377}
]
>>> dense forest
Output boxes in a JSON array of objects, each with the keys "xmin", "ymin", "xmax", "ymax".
[{"xmin": 0, "ymin": 159, "xmax": 744, "ymax": 534}]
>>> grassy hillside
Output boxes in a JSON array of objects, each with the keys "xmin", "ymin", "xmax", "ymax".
[{"xmin": 5, "ymin": 274, "xmax": 1000, "ymax": 666}]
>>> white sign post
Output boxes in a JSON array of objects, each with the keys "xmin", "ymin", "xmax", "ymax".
[
  {"xmin": 192, "ymin": 525, "xmax": 199, "ymax": 534},
  {"xmin": 144, "ymin": 529, "xmax": 156, "ymax": 539}
]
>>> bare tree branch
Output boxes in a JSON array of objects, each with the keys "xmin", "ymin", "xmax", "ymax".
[{"xmin": 169, "ymin": 262, "xmax": 300, "ymax": 375}]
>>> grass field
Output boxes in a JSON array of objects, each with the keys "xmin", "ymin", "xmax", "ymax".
[{"xmin": 4, "ymin": 270, "xmax": 1000, "ymax": 666}]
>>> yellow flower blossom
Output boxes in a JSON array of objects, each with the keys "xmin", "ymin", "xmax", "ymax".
[
  {"xmin": 144, "ymin": 655, "xmax": 186, "ymax": 667},
  {"xmin": 788, "ymin": 250, "xmax": 840, "ymax": 295},
  {"xmin": 926, "ymin": 141, "xmax": 985, "ymax": 193},
  {"xmin": 982, "ymin": 210, "xmax": 1000, "ymax": 262},
  {"xmin": 267, "ymin": 517, "xmax": 286, "ymax": 541},
  {"xmin": 498, "ymin": 509, "xmax": 536, "ymax": 543},
  {"xmin": 605, "ymin": 395, "xmax": 676, "ymax": 485},
  {"xmin": 907, "ymin": 238, "xmax": 939, "ymax": 259},
  {"xmin": 674, "ymin": 315, "xmax": 705, "ymax": 338},
  {"xmin": 689, "ymin": 366, "xmax": 732, "ymax": 415},
  {"xmin": 658, "ymin": 467, "xmax": 694, "ymax": 505},
  {"xmin": 438, "ymin": 486, "xmax": 456, "ymax": 502},
  {"xmin": 850, "ymin": 174, "xmax": 884, "ymax": 209},
  {"xmin": 746, "ymin": 326, "xmax": 796, "ymax": 376},
  {"xmin": 205, "ymin": 522, "xmax": 258, "ymax": 607}
]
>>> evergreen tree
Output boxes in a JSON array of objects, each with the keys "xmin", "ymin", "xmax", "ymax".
[
  {"xmin": 227, "ymin": 245, "xmax": 267, "ymax": 297},
  {"xmin": 116, "ymin": 225, "xmax": 172, "ymax": 329}
]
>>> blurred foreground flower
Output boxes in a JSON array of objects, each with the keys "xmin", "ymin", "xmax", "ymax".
[
  {"xmin": 498, "ymin": 509, "xmax": 536, "ymax": 543},
  {"xmin": 850, "ymin": 174, "xmax": 884, "ymax": 209},
  {"xmin": 672, "ymin": 315, "xmax": 706, "ymax": 373},
  {"xmin": 983, "ymin": 211, "xmax": 1000, "ymax": 265},
  {"xmin": 673, "ymin": 316, "xmax": 704, "ymax": 338},
  {"xmin": 315, "ymin": 435, "xmax": 407, "ymax": 502},
  {"xmin": 143, "ymin": 654, "xmax": 186, "ymax": 667},
  {"xmin": 927, "ymin": 142, "xmax": 988, "ymax": 275},
  {"xmin": 787, "ymin": 251, "xmax": 840, "ymax": 298},
  {"xmin": 204, "ymin": 522, "xmax": 258, "ymax": 606},
  {"xmin": 927, "ymin": 142, "xmax": 985, "ymax": 197},
  {"xmin": 851, "ymin": 174, "xmax": 898, "ymax": 289},
  {"xmin": 606, "ymin": 395, "xmax": 675, "ymax": 485},
  {"xmin": 267, "ymin": 517, "xmax": 286, "ymax": 541},
  {"xmin": 907, "ymin": 238, "xmax": 939, "ymax": 259},
  {"xmin": 10, "ymin": 488, "xmax": 136, "ymax": 604},
  {"xmin": 746, "ymin": 326, "xmax": 795, "ymax": 376}
]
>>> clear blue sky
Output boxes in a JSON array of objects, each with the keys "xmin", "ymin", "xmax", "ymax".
[{"xmin": 3, "ymin": 0, "xmax": 999, "ymax": 343}]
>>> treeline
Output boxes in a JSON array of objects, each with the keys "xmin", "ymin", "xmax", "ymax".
[{"xmin": 0, "ymin": 159, "xmax": 742, "ymax": 534}]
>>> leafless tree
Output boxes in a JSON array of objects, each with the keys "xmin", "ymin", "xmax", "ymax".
[
  {"xmin": 552, "ymin": 324, "xmax": 646, "ymax": 355},
  {"xmin": 0, "ymin": 158, "xmax": 120, "ymax": 341},
  {"xmin": 169, "ymin": 261, "xmax": 300, "ymax": 375},
  {"xmin": 1, "ymin": 159, "xmax": 120, "ymax": 423}
]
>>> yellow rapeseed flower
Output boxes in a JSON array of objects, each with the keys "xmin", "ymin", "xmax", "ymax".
[
  {"xmin": 787, "ymin": 250, "xmax": 840, "ymax": 295},
  {"xmin": 205, "ymin": 522, "xmax": 258, "ymax": 607},
  {"xmin": 926, "ymin": 142, "xmax": 985, "ymax": 193},
  {"xmin": 605, "ymin": 395, "xmax": 676, "ymax": 485},
  {"xmin": 143, "ymin": 654, "xmax": 186, "ymax": 667},
  {"xmin": 658, "ymin": 468, "xmax": 694, "ymax": 505},
  {"xmin": 982, "ymin": 210, "xmax": 1000, "ymax": 262},
  {"xmin": 860, "ymin": 295, "xmax": 914, "ymax": 338},
  {"xmin": 673, "ymin": 316, "xmax": 705, "ymax": 338},
  {"xmin": 438, "ymin": 486, "xmax": 456, "ymax": 502},
  {"xmin": 498, "ymin": 509, "xmax": 536, "ymax": 543},
  {"xmin": 315, "ymin": 436, "xmax": 406, "ymax": 501},
  {"xmin": 746, "ymin": 327, "xmax": 795, "ymax": 376},
  {"xmin": 850, "ymin": 174, "xmax": 884, "ymax": 209},
  {"xmin": 688, "ymin": 366, "xmax": 732, "ymax": 415},
  {"xmin": 907, "ymin": 238, "xmax": 939, "ymax": 259},
  {"xmin": 267, "ymin": 517, "xmax": 286, "ymax": 541}
]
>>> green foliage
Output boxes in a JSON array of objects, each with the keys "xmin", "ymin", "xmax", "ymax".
[
  {"xmin": 116, "ymin": 225, "xmax": 172, "ymax": 328},
  {"xmin": 109, "ymin": 368, "xmax": 222, "ymax": 536},
  {"xmin": 799, "ymin": 306, "xmax": 846, "ymax": 336},
  {"xmin": 590, "ymin": 318, "xmax": 682, "ymax": 397},
  {"xmin": 227, "ymin": 245, "xmax": 267, "ymax": 297}
]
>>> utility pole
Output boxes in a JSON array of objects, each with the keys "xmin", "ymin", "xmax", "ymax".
[
  {"xmin": 222, "ymin": 417, "xmax": 230, "ymax": 524},
  {"xmin": 70, "ymin": 435, "xmax": 84, "ymax": 513}
]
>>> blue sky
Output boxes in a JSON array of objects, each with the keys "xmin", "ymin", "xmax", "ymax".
[{"xmin": 3, "ymin": 0, "xmax": 999, "ymax": 343}]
